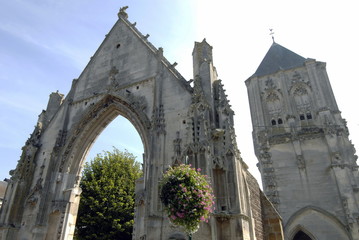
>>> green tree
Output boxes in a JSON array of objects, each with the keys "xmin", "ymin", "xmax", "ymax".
[{"xmin": 75, "ymin": 148, "xmax": 142, "ymax": 240}]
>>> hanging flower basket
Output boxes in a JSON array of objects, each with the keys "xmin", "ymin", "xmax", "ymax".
[{"xmin": 160, "ymin": 164, "xmax": 215, "ymax": 234}]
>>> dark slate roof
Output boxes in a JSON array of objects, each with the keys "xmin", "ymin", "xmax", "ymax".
[{"xmin": 253, "ymin": 42, "xmax": 306, "ymax": 77}]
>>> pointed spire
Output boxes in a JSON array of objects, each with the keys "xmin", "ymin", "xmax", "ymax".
[{"xmin": 253, "ymin": 43, "xmax": 306, "ymax": 77}]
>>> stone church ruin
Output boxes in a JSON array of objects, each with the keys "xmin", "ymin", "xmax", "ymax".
[{"xmin": 0, "ymin": 8, "xmax": 282, "ymax": 240}]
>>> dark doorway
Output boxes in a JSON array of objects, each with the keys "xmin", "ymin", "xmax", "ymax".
[{"xmin": 293, "ymin": 231, "xmax": 312, "ymax": 240}]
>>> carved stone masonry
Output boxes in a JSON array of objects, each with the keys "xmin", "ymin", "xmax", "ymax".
[
  {"xmin": 26, "ymin": 178, "xmax": 43, "ymax": 206},
  {"xmin": 152, "ymin": 104, "xmax": 166, "ymax": 135},
  {"xmin": 173, "ymin": 131, "xmax": 182, "ymax": 156},
  {"xmin": 172, "ymin": 131, "xmax": 183, "ymax": 165},
  {"xmin": 55, "ymin": 130, "xmax": 67, "ymax": 150}
]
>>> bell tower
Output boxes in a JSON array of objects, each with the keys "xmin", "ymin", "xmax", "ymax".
[{"xmin": 246, "ymin": 42, "xmax": 359, "ymax": 239}]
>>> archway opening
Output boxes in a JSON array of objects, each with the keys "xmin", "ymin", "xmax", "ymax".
[
  {"xmin": 293, "ymin": 230, "xmax": 313, "ymax": 240},
  {"xmin": 87, "ymin": 115, "xmax": 144, "ymax": 163},
  {"xmin": 74, "ymin": 115, "xmax": 144, "ymax": 239}
]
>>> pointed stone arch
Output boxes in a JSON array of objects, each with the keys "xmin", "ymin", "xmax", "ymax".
[
  {"xmin": 59, "ymin": 94, "xmax": 151, "ymax": 179},
  {"xmin": 289, "ymin": 81, "xmax": 312, "ymax": 112},
  {"xmin": 291, "ymin": 226, "xmax": 316, "ymax": 240},
  {"xmin": 285, "ymin": 206, "xmax": 351, "ymax": 240}
]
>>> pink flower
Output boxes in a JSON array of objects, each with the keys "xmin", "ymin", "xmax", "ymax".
[{"xmin": 176, "ymin": 212, "xmax": 185, "ymax": 218}]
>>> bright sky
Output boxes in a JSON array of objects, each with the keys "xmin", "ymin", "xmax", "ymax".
[{"xmin": 1, "ymin": 1, "xmax": 358, "ymax": 186}]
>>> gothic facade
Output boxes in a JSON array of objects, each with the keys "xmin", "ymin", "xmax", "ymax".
[
  {"xmin": 246, "ymin": 42, "xmax": 359, "ymax": 239},
  {"xmin": 0, "ymin": 8, "xmax": 282, "ymax": 240}
]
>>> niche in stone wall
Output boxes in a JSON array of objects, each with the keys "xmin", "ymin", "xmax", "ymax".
[
  {"xmin": 226, "ymin": 151, "xmax": 237, "ymax": 210},
  {"xmin": 213, "ymin": 167, "xmax": 227, "ymax": 212},
  {"xmin": 265, "ymin": 91, "xmax": 282, "ymax": 115},
  {"xmin": 293, "ymin": 86, "xmax": 311, "ymax": 110}
]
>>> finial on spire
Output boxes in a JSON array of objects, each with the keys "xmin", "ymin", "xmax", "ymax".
[{"xmin": 269, "ymin": 28, "xmax": 275, "ymax": 43}]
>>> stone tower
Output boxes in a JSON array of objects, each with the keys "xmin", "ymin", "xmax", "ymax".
[{"xmin": 246, "ymin": 42, "xmax": 359, "ymax": 239}]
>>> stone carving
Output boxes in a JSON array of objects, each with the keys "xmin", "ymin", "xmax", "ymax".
[
  {"xmin": 152, "ymin": 104, "xmax": 166, "ymax": 135},
  {"xmin": 331, "ymin": 152, "xmax": 345, "ymax": 169},
  {"xmin": 293, "ymin": 86, "xmax": 308, "ymax": 96},
  {"xmin": 126, "ymin": 92, "xmax": 147, "ymax": 112},
  {"xmin": 265, "ymin": 78, "xmax": 276, "ymax": 89},
  {"xmin": 213, "ymin": 212, "xmax": 231, "ymax": 222},
  {"xmin": 259, "ymin": 147, "xmax": 271, "ymax": 160},
  {"xmin": 173, "ymin": 131, "xmax": 182, "ymax": 156},
  {"xmin": 55, "ymin": 130, "xmax": 67, "ymax": 150},
  {"xmin": 213, "ymin": 156, "xmax": 225, "ymax": 169},
  {"xmin": 262, "ymin": 89, "xmax": 282, "ymax": 115},
  {"xmin": 342, "ymin": 197, "xmax": 356, "ymax": 225},
  {"xmin": 118, "ymin": 6, "xmax": 129, "ymax": 19},
  {"xmin": 264, "ymin": 176, "xmax": 277, "ymax": 188},
  {"xmin": 26, "ymin": 178, "xmax": 43, "ymax": 206},
  {"xmin": 289, "ymin": 72, "xmax": 312, "ymax": 93},
  {"xmin": 172, "ymin": 131, "xmax": 183, "ymax": 165},
  {"xmin": 257, "ymin": 130, "xmax": 269, "ymax": 146},
  {"xmin": 266, "ymin": 92, "xmax": 280, "ymax": 102},
  {"xmin": 214, "ymin": 80, "xmax": 234, "ymax": 117},
  {"xmin": 191, "ymin": 76, "xmax": 208, "ymax": 106}
]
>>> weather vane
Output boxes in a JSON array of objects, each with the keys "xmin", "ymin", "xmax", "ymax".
[{"xmin": 269, "ymin": 28, "xmax": 275, "ymax": 43}]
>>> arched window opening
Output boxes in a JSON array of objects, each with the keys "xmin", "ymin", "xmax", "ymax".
[
  {"xmin": 293, "ymin": 230, "xmax": 313, "ymax": 240},
  {"xmin": 278, "ymin": 118, "xmax": 283, "ymax": 124},
  {"xmin": 271, "ymin": 119, "xmax": 277, "ymax": 126},
  {"xmin": 306, "ymin": 112, "xmax": 312, "ymax": 120},
  {"xmin": 299, "ymin": 114, "xmax": 305, "ymax": 121}
]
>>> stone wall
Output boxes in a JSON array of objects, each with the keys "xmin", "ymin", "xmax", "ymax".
[
  {"xmin": 246, "ymin": 171, "xmax": 283, "ymax": 240},
  {"xmin": 261, "ymin": 192, "xmax": 283, "ymax": 240},
  {"xmin": 246, "ymin": 171, "xmax": 264, "ymax": 240}
]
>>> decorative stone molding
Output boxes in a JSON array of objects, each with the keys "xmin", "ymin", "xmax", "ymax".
[
  {"xmin": 213, "ymin": 212, "xmax": 250, "ymax": 222},
  {"xmin": 54, "ymin": 130, "xmax": 67, "ymax": 150},
  {"xmin": 26, "ymin": 178, "xmax": 43, "ymax": 206},
  {"xmin": 151, "ymin": 104, "xmax": 166, "ymax": 135}
]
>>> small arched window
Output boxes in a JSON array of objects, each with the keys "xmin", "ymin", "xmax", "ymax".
[
  {"xmin": 278, "ymin": 118, "xmax": 283, "ymax": 124},
  {"xmin": 271, "ymin": 119, "xmax": 277, "ymax": 126},
  {"xmin": 306, "ymin": 112, "xmax": 312, "ymax": 120}
]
